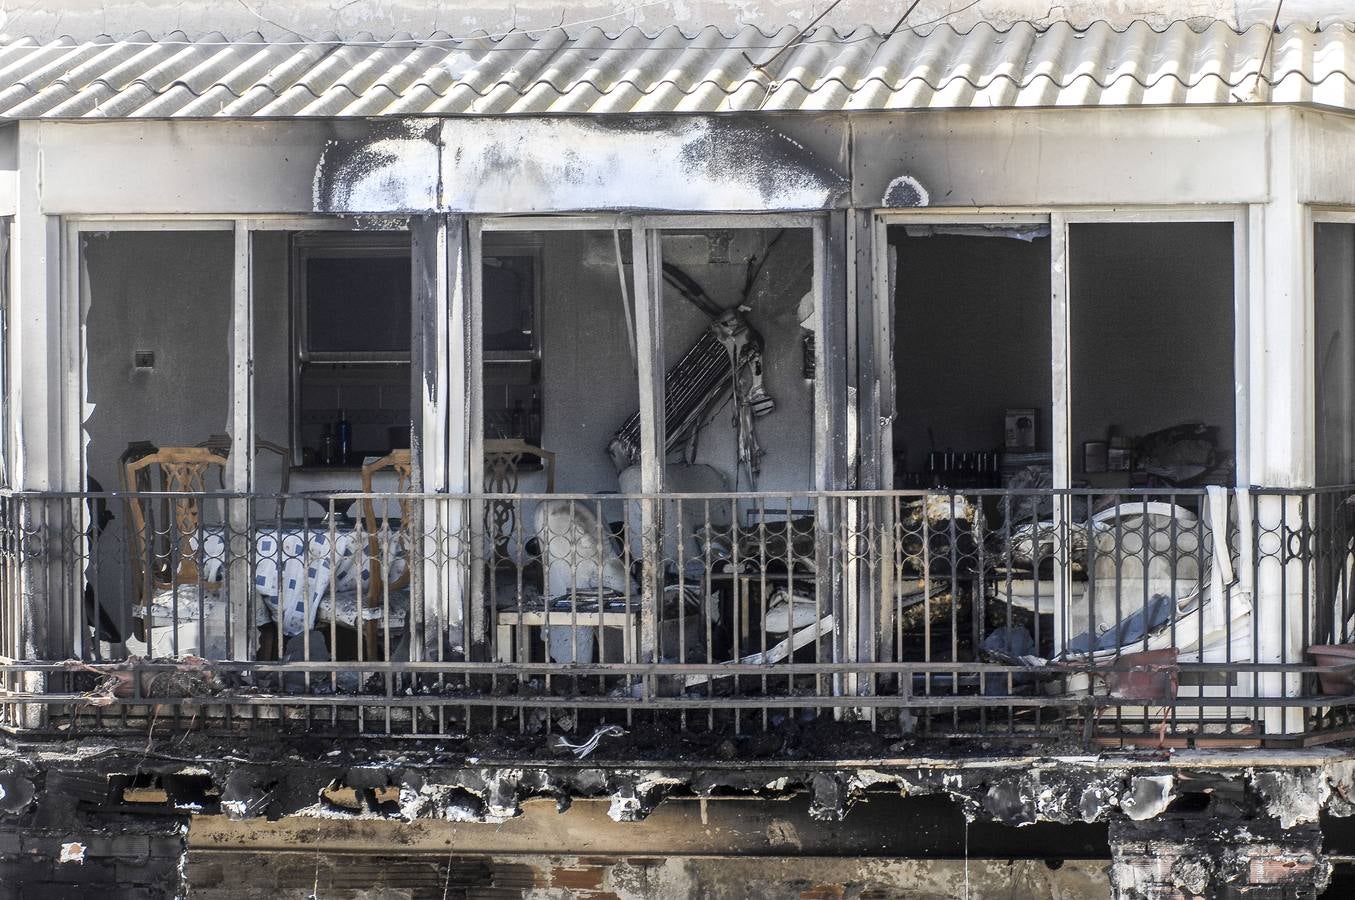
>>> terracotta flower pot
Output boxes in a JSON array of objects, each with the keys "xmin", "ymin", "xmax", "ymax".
[{"xmin": 1308, "ymin": 644, "xmax": 1355, "ymax": 695}]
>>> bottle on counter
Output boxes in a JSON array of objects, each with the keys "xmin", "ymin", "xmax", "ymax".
[
  {"xmin": 319, "ymin": 425, "xmax": 336, "ymax": 466},
  {"xmin": 336, "ymin": 410, "xmax": 352, "ymax": 466}
]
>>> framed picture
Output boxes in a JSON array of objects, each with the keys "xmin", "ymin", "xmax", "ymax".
[
  {"xmin": 1083, "ymin": 440, "xmax": 1109, "ymax": 474},
  {"xmin": 1005, "ymin": 408, "xmax": 1037, "ymax": 449}
]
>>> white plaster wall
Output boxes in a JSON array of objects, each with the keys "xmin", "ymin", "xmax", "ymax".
[
  {"xmin": 81, "ymin": 230, "xmax": 234, "ymax": 631},
  {"xmin": 82, "ymin": 231, "xmax": 234, "ymax": 493},
  {"xmin": 26, "ymin": 110, "xmax": 1278, "ymax": 218},
  {"xmin": 4, "ymin": 0, "xmax": 1349, "ymax": 42},
  {"xmin": 534, "ymin": 230, "xmax": 640, "ymax": 494}
]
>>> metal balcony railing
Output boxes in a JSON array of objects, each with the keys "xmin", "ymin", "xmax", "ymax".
[{"xmin": 2, "ymin": 486, "xmax": 1354, "ymax": 748}]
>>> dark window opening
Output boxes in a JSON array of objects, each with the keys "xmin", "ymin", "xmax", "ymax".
[
  {"xmin": 1069, "ymin": 222, "xmax": 1235, "ymax": 489},
  {"xmin": 293, "ymin": 233, "xmax": 412, "ymax": 466},
  {"xmin": 481, "ymin": 241, "xmax": 543, "ymax": 445},
  {"xmin": 888, "ymin": 224, "xmax": 1054, "ymax": 491}
]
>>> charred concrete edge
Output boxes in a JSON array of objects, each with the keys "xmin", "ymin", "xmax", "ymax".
[{"xmin": 6, "ymin": 745, "xmax": 1355, "ymax": 830}]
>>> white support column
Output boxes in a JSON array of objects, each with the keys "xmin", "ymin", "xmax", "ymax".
[
  {"xmin": 631, "ymin": 220, "xmax": 663, "ymax": 664},
  {"xmin": 13, "ymin": 126, "xmax": 60, "ymax": 496},
  {"xmin": 869, "ymin": 213, "xmax": 896, "ymax": 677},
  {"xmin": 1249, "ymin": 109, "xmax": 1312, "ymax": 734},
  {"xmin": 227, "ymin": 221, "xmax": 253, "ymax": 661},
  {"xmin": 818, "ymin": 213, "xmax": 850, "ymax": 700},
  {"xmin": 412, "ymin": 215, "xmax": 456, "ymax": 657},
  {"xmin": 465, "ymin": 219, "xmax": 485, "ymax": 655},
  {"xmin": 1049, "ymin": 212, "xmax": 1072, "ymax": 655},
  {"xmin": 11, "ymin": 124, "xmax": 57, "ymax": 722},
  {"xmin": 850, "ymin": 209, "xmax": 878, "ymax": 697}
]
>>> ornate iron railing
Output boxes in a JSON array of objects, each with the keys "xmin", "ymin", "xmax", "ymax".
[{"xmin": 1, "ymin": 486, "xmax": 1353, "ymax": 748}]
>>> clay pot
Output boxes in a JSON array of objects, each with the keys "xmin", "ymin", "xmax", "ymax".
[{"xmin": 1308, "ymin": 644, "xmax": 1355, "ymax": 695}]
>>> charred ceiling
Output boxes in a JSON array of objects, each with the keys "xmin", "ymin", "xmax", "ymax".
[{"xmin": 5, "ymin": 736, "xmax": 1355, "ymax": 832}]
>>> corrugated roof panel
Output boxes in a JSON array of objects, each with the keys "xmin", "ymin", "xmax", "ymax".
[
  {"xmin": 0, "ymin": 21, "xmax": 1351, "ymax": 118},
  {"xmin": 169, "ymin": 42, "xmax": 297, "ymax": 116},
  {"xmin": 0, "ymin": 36, "xmax": 97, "ymax": 99},
  {"xmin": 101, "ymin": 32, "xmax": 222, "ymax": 103},
  {"xmin": 5, "ymin": 81, "xmax": 80, "ymax": 117},
  {"xmin": 131, "ymin": 41, "xmax": 272, "ymax": 116}
]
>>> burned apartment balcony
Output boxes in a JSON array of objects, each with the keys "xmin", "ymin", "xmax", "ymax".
[{"xmin": 2, "ymin": 484, "xmax": 1353, "ymax": 753}]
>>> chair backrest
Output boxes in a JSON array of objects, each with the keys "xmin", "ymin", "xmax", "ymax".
[
  {"xmin": 359, "ymin": 450, "xmax": 414, "ymax": 657},
  {"xmin": 484, "ymin": 440, "xmax": 556, "ymax": 558},
  {"xmin": 195, "ymin": 433, "xmax": 291, "ymax": 492},
  {"xmin": 484, "ymin": 439, "xmax": 557, "ymax": 493},
  {"xmin": 361, "ymin": 449, "xmax": 414, "ymax": 522},
  {"xmin": 361, "ymin": 449, "xmax": 413, "ymax": 580},
  {"xmin": 123, "ymin": 446, "xmax": 226, "ymax": 600}
]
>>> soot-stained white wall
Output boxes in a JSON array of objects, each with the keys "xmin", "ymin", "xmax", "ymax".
[
  {"xmin": 659, "ymin": 229, "xmax": 816, "ymax": 495},
  {"xmin": 532, "ymin": 228, "xmax": 815, "ymax": 496},
  {"xmin": 1068, "ymin": 222, "xmax": 1236, "ymax": 479},
  {"xmin": 889, "ymin": 231, "xmax": 1053, "ymax": 477},
  {"xmin": 82, "ymin": 231, "xmax": 234, "ymax": 631},
  {"xmin": 82, "ymin": 231, "xmax": 234, "ymax": 493}
]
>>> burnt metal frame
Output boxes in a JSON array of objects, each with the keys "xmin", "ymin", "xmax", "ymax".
[
  {"xmin": 870, "ymin": 207, "xmax": 1251, "ymax": 672},
  {"xmin": 3, "ymin": 483, "xmax": 1352, "ymax": 746},
  {"xmin": 38, "ymin": 204, "xmax": 1305, "ymax": 735},
  {"xmin": 468, "ymin": 214, "xmax": 831, "ymax": 668}
]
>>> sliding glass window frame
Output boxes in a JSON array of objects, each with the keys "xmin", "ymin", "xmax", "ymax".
[
  {"xmin": 468, "ymin": 213, "xmax": 829, "ymax": 665},
  {"xmin": 870, "ymin": 206, "xmax": 1248, "ymax": 659},
  {"xmin": 1057, "ymin": 206, "xmax": 1250, "ymax": 490}
]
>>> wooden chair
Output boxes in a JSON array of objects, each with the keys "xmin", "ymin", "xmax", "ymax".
[
  {"xmin": 195, "ymin": 434, "xmax": 292, "ymax": 492},
  {"xmin": 483, "ymin": 439, "xmax": 556, "ymax": 563},
  {"xmin": 361, "ymin": 450, "xmax": 414, "ymax": 659},
  {"xmin": 122, "ymin": 447, "xmax": 227, "ymax": 648}
]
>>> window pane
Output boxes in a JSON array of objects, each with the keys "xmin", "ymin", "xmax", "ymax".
[
  {"xmin": 305, "ymin": 255, "xmax": 410, "ymax": 354},
  {"xmin": 889, "ymin": 225, "xmax": 1052, "ymax": 489},
  {"xmin": 1316, "ymin": 222, "xmax": 1355, "ymax": 485},
  {"xmin": 1069, "ymin": 222, "xmax": 1235, "ymax": 487},
  {"xmin": 82, "ymin": 230, "xmax": 234, "ymax": 644},
  {"xmin": 293, "ymin": 235, "xmax": 413, "ymax": 463},
  {"xmin": 483, "ymin": 254, "xmax": 535, "ymax": 353}
]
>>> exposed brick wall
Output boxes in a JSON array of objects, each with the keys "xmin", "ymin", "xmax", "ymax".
[
  {"xmin": 1109, "ymin": 816, "xmax": 1328, "ymax": 900},
  {"xmin": 0, "ymin": 816, "xmax": 188, "ymax": 900},
  {"xmin": 185, "ymin": 851, "xmax": 1113, "ymax": 900}
]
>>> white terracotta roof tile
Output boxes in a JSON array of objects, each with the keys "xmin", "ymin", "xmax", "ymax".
[{"xmin": 0, "ymin": 21, "xmax": 1346, "ymax": 118}]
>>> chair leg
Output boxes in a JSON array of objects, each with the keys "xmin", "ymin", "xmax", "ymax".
[
  {"xmin": 258, "ymin": 628, "xmax": 277, "ymax": 662},
  {"xmin": 363, "ymin": 620, "xmax": 380, "ymax": 661}
]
